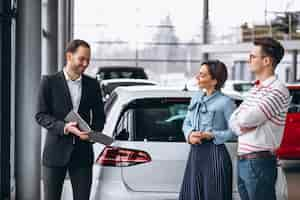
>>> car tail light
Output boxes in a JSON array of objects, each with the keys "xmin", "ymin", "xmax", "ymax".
[{"xmin": 96, "ymin": 146, "xmax": 151, "ymax": 167}]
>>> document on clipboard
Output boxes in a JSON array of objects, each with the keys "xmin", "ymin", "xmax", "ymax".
[{"xmin": 64, "ymin": 110, "xmax": 114, "ymax": 146}]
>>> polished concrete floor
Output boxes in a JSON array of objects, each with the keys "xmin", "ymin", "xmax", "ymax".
[
  {"xmin": 282, "ymin": 160, "xmax": 300, "ymax": 200},
  {"xmin": 57, "ymin": 162, "xmax": 300, "ymax": 200},
  {"xmin": 285, "ymin": 171, "xmax": 300, "ymax": 200},
  {"xmin": 11, "ymin": 165, "xmax": 300, "ymax": 200},
  {"xmin": 11, "ymin": 158, "xmax": 300, "ymax": 200}
]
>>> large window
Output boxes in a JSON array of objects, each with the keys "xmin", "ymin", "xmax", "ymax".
[
  {"xmin": 74, "ymin": 0, "xmax": 300, "ymax": 83},
  {"xmin": 74, "ymin": 0, "xmax": 204, "ymax": 84},
  {"xmin": 210, "ymin": 0, "xmax": 300, "ymax": 44}
]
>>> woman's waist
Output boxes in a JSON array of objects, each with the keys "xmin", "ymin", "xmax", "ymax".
[
  {"xmin": 191, "ymin": 140, "xmax": 225, "ymax": 148},
  {"xmin": 190, "ymin": 141, "xmax": 229, "ymax": 156}
]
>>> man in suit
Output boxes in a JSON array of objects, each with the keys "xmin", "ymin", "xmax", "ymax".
[{"xmin": 35, "ymin": 39, "xmax": 105, "ymax": 200}]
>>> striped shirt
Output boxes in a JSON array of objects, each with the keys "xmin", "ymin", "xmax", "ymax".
[{"xmin": 229, "ymin": 76, "xmax": 290, "ymax": 155}]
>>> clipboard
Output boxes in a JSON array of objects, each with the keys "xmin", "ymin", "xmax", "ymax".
[
  {"xmin": 88, "ymin": 131, "xmax": 114, "ymax": 146},
  {"xmin": 64, "ymin": 110, "xmax": 114, "ymax": 145}
]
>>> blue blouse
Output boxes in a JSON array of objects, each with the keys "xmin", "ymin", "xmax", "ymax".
[{"xmin": 182, "ymin": 90, "xmax": 236, "ymax": 145}]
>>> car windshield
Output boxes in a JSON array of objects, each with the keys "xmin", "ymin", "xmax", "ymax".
[
  {"xmin": 98, "ymin": 70, "xmax": 147, "ymax": 80},
  {"xmin": 288, "ymin": 89, "xmax": 300, "ymax": 113},
  {"xmin": 233, "ymin": 83, "xmax": 254, "ymax": 92}
]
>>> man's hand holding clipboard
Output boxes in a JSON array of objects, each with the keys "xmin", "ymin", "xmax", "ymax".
[{"xmin": 64, "ymin": 110, "xmax": 114, "ymax": 146}]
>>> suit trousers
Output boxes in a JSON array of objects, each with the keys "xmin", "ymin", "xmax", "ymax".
[{"xmin": 42, "ymin": 165, "xmax": 92, "ymax": 200}]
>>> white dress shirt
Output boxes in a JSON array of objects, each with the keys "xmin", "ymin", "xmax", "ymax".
[{"xmin": 63, "ymin": 68, "xmax": 82, "ymax": 113}]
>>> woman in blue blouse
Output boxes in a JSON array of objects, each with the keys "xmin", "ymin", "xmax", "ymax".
[{"xmin": 179, "ymin": 60, "xmax": 236, "ymax": 200}]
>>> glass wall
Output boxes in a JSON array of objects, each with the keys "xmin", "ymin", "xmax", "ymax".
[
  {"xmin": 74, "ymin": 0, "xmax": 300, "ymax": 83},
  {"xmin": 74, "ymin": 0, "xmax": 204, "ymax": 85},
  {"xmin": 210, "ymin": 0, "xmax": 300, "ymax": 44}
]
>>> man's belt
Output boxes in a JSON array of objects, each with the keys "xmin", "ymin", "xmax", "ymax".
[{"xmin": 238, "ymin": 151, "xmax": 275, "ymax": 160}]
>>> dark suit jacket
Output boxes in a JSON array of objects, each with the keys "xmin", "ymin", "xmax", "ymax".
[{"xmin": 35, "ymin": 71, "xmax": 105, "ymax": 167}]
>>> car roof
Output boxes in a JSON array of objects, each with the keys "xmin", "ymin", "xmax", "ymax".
[
  {"xmin": 113, "ymin": 86, "xmax": 194, "ymax": 101},
  {"xmin": 100, "ymin": 78, "xmax": 157, "ymax": 85},
  {"xmin": 97, "ymin": 66, "xmax": 145, "ymax": 71},
  {"xmin": 225, "ymin": 80, "xmax": 253, "ymax": 83},
  {"xmin": 224, "ymin": 80, "xmax": 254, "ymax": 87},
  {"xmin": 113, "ymin": 85, "xmax": 243, "ymax": 101}
]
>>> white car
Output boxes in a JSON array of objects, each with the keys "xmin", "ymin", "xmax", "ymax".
[
  {"xmin": 223, "ymin": 80, "xmax": 254, "ymax": 95},
  {"xmin": 93, "ymin": 86, "xmax": 287, "ymax": 200},
  {"xmin": 185, "ymin": 78, "xmax": 251, "ymax": 99}
]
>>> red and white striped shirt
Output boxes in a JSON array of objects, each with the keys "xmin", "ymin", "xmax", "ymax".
[{"xmin": 229, "ymin": 76, "xmax": 290, "ymax": 155}]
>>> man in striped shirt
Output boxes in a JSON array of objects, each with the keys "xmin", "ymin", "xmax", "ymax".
[{"xmin": 229, "ymin": 37, "xmax": 290, "ymax": 200}]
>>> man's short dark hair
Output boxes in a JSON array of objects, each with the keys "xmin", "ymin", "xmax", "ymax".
[
  {"xmin": 65, "ymin": 39, "xmax": 90, "ymax": 54},
  {"xmin": 254, "ymin": 37, "xmax": 284, "ymax": 68},
  {"xmin": 201, "ymin": 60, "xmax": 228, "ymax": 90}
]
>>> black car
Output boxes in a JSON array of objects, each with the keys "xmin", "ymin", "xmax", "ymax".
[
  {"xmin": 100, "ymin": 78, "xmax": 157, "ymax": 103},
  {"xmin": 96, "ymin": 66, "xmax": 148, "ymax": 81}
]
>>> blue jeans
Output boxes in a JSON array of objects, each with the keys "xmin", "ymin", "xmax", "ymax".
[{"xmin": 237, "ymin": 157, "xmax": 277, "ymax": 200}]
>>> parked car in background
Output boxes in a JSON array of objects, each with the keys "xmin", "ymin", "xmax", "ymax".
[
  {"xmin": 96, "ymin": 66, "xmax": 148, "ymax": 81},
  {"xmin": 93, "ymin": 86, "xmax": 287, "ymax": 200},
  {"xmin": 100, "ymin": 79, "xmax": 157, "ymax": 102},
  {"xmin": 223, "ymin": 80, "xmax": 254, "ymax": 96},
  {"xmin": 277, "ymin": 83, "xmax": 300, "ymax": 160},
  {"xmin": 185, "ymin": 79, "xmax": 253, "ymax": 98}
]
